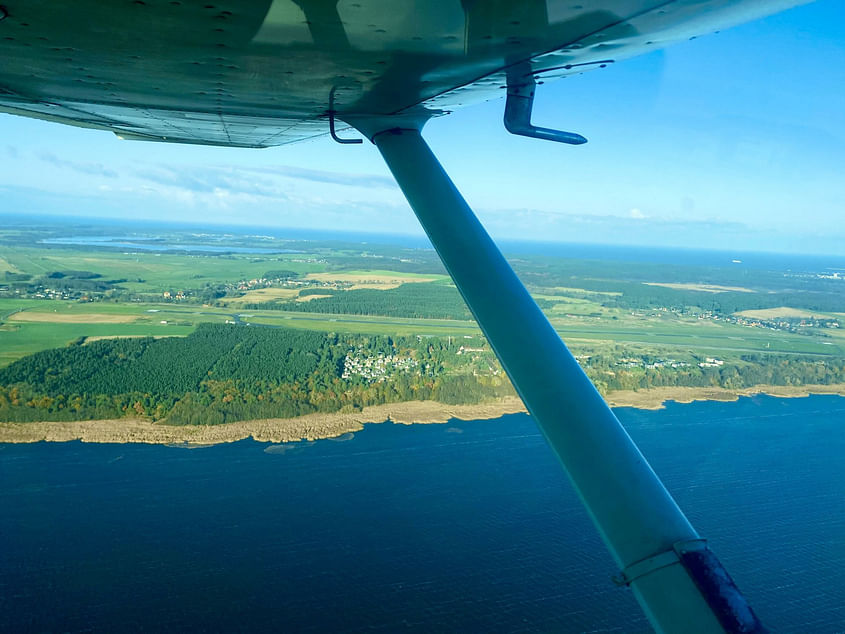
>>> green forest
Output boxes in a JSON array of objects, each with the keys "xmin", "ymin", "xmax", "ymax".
[
  {"xmin": 2, "ymin": 323, "xmax": 844, "ymax": 425},
  {"xmin": 249, "ymin": 283, "xmax": 556, "ymax": 320},
  {"xmin": 261, "ymin": 283, "xmax": 474, "ymax": 319},
  {"xmin": 2, "ymin": 224, "xmax": 844, "ymax": 427},
  {"xmin": 0, "ymin": 323, "xmax": 513, "ymax": 424}
]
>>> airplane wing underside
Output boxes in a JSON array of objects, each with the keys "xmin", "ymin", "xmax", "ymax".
[{"xmin": 0, "ymin": 0, "xmax": 808, "ymax": 147}]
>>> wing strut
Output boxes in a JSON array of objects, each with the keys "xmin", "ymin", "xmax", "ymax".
[{"xmin": 352, "ymin": 119, "xmax": 764, "ymax": 634}]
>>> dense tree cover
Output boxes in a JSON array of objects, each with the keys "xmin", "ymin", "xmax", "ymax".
[
  {"xmin": 526, "ymin": 278, "xmax": 845, "ymax": 314},
  {"xmin": 45, "ymin": 270, "xmax": 102, "ymax": 280},
  {"xmin": 580, "ymin": 352, "xmax": 845, "ymax": 395},
  {"xmin": 324, "ymin": 249, "xmax": 447, "ymax": 275},
  {"xmin": 0, "ymin": 324, "xmax": 513, "ymax": 424},
  {"xmin": 4, "ymin": 269, "xmax": 127, "ymax": 298},
  {"xmin": 508, "ymin": 254, "xmax": 833, "ymax": 290},
  {"xmin": 262, "ymin": 269, "xmax": 299, "ymax": 280},
  {"xmin": 254, "ymin": 283, "xmax": 556, "ymax": 320},
  {"xmin": 508, "ymin": 257, "xmax": 845, "ymax": 313},
  {"xmin": 595, "ymin": 284, "xmax": 845, "ymax": 314},
  {"xmin": 268, "ymin": 283, "xmax": 474, "ymax": 320},
  {"xmin": 2, "ymin": 321, "xmax": 843, "ymax": 426}
]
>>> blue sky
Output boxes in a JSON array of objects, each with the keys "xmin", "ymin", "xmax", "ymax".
[{"xmin": 1, "ymin": 0, "xmax": 843, "ymax": 254}]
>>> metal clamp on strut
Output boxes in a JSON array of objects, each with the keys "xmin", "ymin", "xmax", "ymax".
[
  {"xmin": 613, "ymin": 539, "xmax": 708, "ymax": 587},
  {"xmin": 504, "ymin": 71, "xmax": 587, "ymax": 145}
]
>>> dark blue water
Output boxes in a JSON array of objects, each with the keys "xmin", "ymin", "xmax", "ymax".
[
  {"xmin": 39, "ymin": 236, "xmax": 298, "ymax": 254},
  {"xmin": 1, "ymin": 395, "xmax": 844, "ymax": 633}
]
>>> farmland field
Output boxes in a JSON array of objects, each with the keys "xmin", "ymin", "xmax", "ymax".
[{"xmin": 2, "ymin": 221, "xmax": 844, "ymax": 408}]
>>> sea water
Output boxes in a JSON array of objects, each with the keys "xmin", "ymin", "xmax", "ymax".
[{"xmin": 1, "ymin": 395, "xmax": 843, "ymax": 632}]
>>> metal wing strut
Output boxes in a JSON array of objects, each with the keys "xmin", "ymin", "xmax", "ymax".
[{"xmin": 350, "ymin": 117, "xmax": 765, "ymax": 634}]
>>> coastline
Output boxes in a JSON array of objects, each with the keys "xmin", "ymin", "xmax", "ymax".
[
  {"xmin": 0, "ymin": 397, "xmax": 528, "ymax": 445},
  {"xmin": 603, "ymin": 383, "xmax": 845, "ymax": 410},
  {"xmin": 2, "ymin": 384, "xmax": 844, "ymax": 445}
]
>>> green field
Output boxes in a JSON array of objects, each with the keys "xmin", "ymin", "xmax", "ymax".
[
  {"xmin": 0, "ymin": 321, "xmax": 194, "ymax": 367},
  {"xmin": 3, "ymin": 299, "xmax": 841, "ymax": 369},
  {"xmin": 2, "ymin": 246, "xmax": 329, "ymax": 295},
  {"xmin": 3, "ymin": 224, "xmax": 845, "ymax": 428},
  {"xmin": 2, "ymin": 226, "xmax": 844, "ymax": 369}
]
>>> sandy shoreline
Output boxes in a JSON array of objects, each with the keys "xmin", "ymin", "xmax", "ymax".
[
  {"xmin": 0, "ymin": 398, "xmax": 528, "ymax": 445},
  {"xmin": 2, "ymin": 384, "xmax": 844, "ymax": 445},
  {"xmin": 604, "ymin": 383, "xmax": 845, "ymax": 410}
]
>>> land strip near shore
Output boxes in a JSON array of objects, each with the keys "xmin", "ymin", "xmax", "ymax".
[
  {"xmin": 604, "ymin": 383, "xmax": 845, "ymax": 409},
  {"xmin": 0, "ymin": 398, "xmax": 527, "ymax": 445},
  {"xmin": 2, "ymin": 385, "xmax": 844, "ymax": 445}
]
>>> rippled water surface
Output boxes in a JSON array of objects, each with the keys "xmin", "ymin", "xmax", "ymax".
[{"xmin": 1, "ymin": 395, "xmax": 843, "ymax": 632}]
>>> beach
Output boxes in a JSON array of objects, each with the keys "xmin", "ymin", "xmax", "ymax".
[{"xmin": 2, "ymin": 384, "xmax": 844, "ymax": 445}]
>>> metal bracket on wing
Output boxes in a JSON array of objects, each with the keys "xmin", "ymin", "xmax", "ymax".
[
  {"xmin": 504, "ymin": 74, "xmax": 587, "ymax": 145},
  {"xmin": 328, "ymin": 87, "xmax": 362, "ymax": 145}
]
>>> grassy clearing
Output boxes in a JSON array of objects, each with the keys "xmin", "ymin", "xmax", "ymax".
[
  {"xmin": 242, "ymin": 309, "xmax": 481, "ymax": 337},
  {"xmin": 1, "ymin": 300, "xmax": 235, "ymax": 321},
  {"xmin": 737, "ymin": 307, "xmax": 836, "ymax": 319},
  {"xmin": 9, "ymin": 312, "xmax": 139, "ymax": 324},
  {"xmin": 533, "ymin": 294, "xmax": 593, "ymax": 304},
  {"xmin": 2, "ymin": 246, "xmax": 329, "ymax": 294},
  {"xmin": 0, "ymin": 257, "xmax": 22, "ymax": 274},
  {"xmin": 0, "ymin": 299, "xmax": 56, "ymax": 318},
  {"xmin": 546, "ymin": 317, "xmax": 845, "ymax": 355},
  {"xmin": 548, "ymin": 302, "xmax": 610, "ymax": 316},
  {"xmin": 645, "ymin": 282, "xmax": 756, "ymax": 293},
  {"xmin": 223, "ymin": 288, "xmax": 300, "ymax": 304},
  {"xmin": 295, "ymin": 294, "xmax": 333, "ymax": 302},
  {"xmin": 0, "ymin": 322, "xmax": 195, "ymax": 367},
  {"xmin": 305, "ymin": 271, "xmax": 445, "ymax": 289},
  {"xmin": 82, "ymin": 334, "xmax": 187, "ymax": 343},
  {"xmin": 244, "ymin": 317, "xmax": 479, "ymax": 337},
  {"xmin": 0, "ymin": 299, "xmax": 141, "ymax": 316},
  {"xmin": 234, "ymin": 306, "xmax": 841, "ymax": 356},
  {"xmin": 2, "ymin": 239, "xmax": 842, "ymax": 368},
  {"xmin": 334, "ymin": 270, "xmax": 450, "ymax": 281},
  {"xmin": 3, "ymin": 295, "xmax": 839, "ymax": 368},
  {"xmin": 552, "ymin": 286, "xmax": 622, "ymax": 297}
]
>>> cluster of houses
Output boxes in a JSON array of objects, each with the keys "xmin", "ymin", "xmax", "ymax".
[
  {"xmin": 455, "ymin": 345, "xmax": 485, "ymax": 355},
  {"xmin": 228, "ymin": 277, "xmax": 289, "ymax": 292},
  {"xmin": 667, "ymin": 307, "xmax": 840, "ymax": 333},
  {"xmin": 575, "ymin": 353, "xmax": 726, "ymax": 371},
  {"xmin": 341, "ymin": 350, "xmax": 419, "ymax": 383},
  {"xmin": 225, "ymin": 275, "xmax": 334, "ymax": 294},
  {"xmin": 18, "ymin": 286, "xmax": 76, "ymax": 300},
  {"xmin": 615, "ymin": 357, "xmax": 693, "ymax": 370},
  {"xmin": 1, "ymin": 283, "xmax": 92, "ymax": 301},
  {"xmin": 698, "ymin": 357, "xmax": 725, "ymax": 368},
  {"xmin": 729, "ymin": 314, "xmax": 840, "ymax": 332}
]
